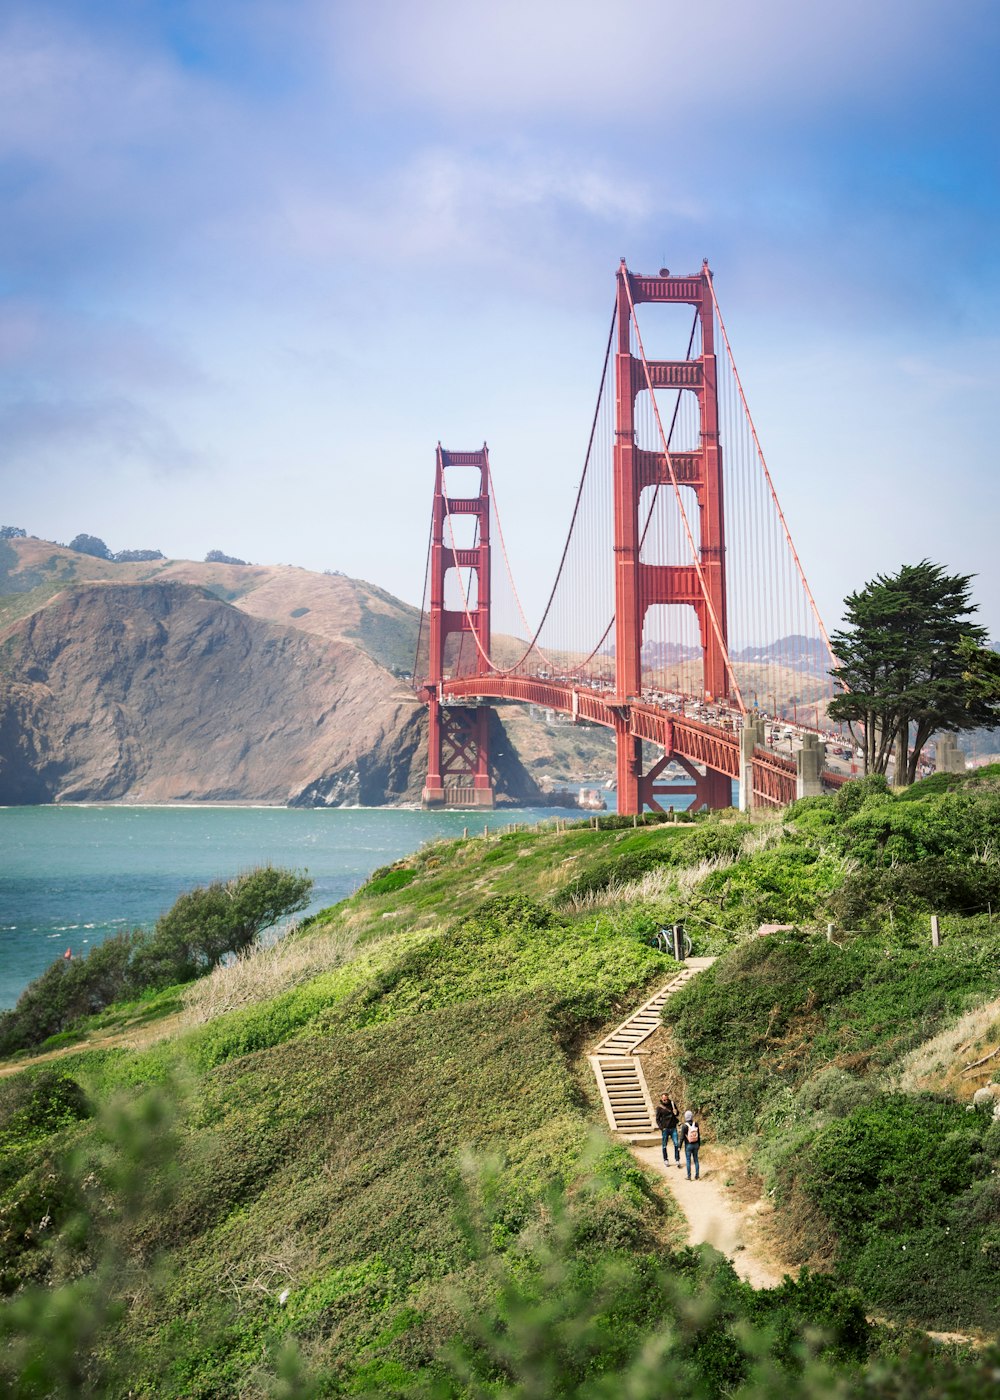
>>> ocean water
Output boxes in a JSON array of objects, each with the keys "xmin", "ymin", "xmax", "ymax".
[{"xmin": 0, "ymin": 802, "xmax": 606, "ymax": 1010}]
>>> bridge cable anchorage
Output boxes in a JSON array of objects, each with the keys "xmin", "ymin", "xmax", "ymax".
[
  {"xmin": 705, "ymin": 277, "xmax": 840, "ymax": 677},
  {"xmin": 621, "ymin": 272, "xmax": 746, "ymax": 716}
]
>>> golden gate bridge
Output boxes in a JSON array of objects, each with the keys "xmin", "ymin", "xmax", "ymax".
[{"xmin": 414, "ymin": 260, "xmax": 846, "ymax": 814}]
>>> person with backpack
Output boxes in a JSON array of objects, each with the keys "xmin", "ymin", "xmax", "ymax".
[
  {"xmin": 680, "ymin": 1109, "xmax": 701, "ymax": 1179},
  {"xmin": 655, "ymin": 1093, "xmax": 681, "ymax": 1166}
]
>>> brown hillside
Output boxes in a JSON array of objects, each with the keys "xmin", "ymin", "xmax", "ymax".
[
  {"xmin": 0, "ymin": 539, "xmax": 420, "ymax": 674},
  {"xmin": 0, "ymin": 540, "xmax": 571, "ymax": 805},
  {"xmin": 0, "ymin": 580, "xmax": 427, "ymax": 805}
]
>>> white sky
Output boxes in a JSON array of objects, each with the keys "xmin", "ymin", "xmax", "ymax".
[{"xmin": 0, "ymin": 0, "xmax": 998, "ymax": 636}]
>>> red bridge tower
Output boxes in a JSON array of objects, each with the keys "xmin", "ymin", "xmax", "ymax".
[
  {"xmin": 420, "ymin": 444, "xmax": 494, "ymax": 808},
  {"xmin": 613, "ymin": 260, "xmax": 732, "ymax": 813}
]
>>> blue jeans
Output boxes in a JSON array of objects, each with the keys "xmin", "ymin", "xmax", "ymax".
[
  {"xmin": 684, "ymin": 1141, "xmax": 700, "ymax": 1178},
  {"xmin": 661, "ymin": 1127, "xmax": 679, "ymax": 1160}
]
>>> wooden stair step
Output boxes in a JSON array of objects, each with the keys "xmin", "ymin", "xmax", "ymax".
[{"xmin": 590, "ymin": 960, "xmax": 717, "ymax": 1134}]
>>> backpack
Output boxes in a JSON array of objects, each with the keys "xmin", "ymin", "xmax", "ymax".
[{"xmin": 687, "ymin": 1121, "xmax": 700, "ymax": 1143}]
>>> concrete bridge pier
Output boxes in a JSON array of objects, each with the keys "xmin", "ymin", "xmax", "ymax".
[
  {"xmin": 738, "ymin": 719, "xmax": 765, "ymax": 811},
  {"xmin": 935, "ymin": 733, "xmax": 966, "ymax": 774},
  {"xmin": 796, "ymin": 732, "xmax": 824, "ymax": 799}
]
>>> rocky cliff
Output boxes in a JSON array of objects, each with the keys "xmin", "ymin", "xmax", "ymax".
[
  {"xmin": 0, "ymin": 580, "xmax": 431, "ymax": 805},
  {"xmin": 0, "ymin": 539, "xmax": 609, "ymax": 806}
]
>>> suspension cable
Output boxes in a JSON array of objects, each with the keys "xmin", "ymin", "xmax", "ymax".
[
  {"xmin": 705, "ymin": 275, "xmax": 837, "ymax": 668},
  {"xmin": 485, "ymin": 459, "xmax": 558, "ymax": 671},
  {"xmin": 438, "ymin": 303, "xmax": 619, "ymax": 679},
  {"xmin": 413, "ymin": 511, "xmax": 434, "ymax": 686}
]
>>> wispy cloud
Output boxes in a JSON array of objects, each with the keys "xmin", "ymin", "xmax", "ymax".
[
  {"xmin": 0, "ymin": 303, "xmax": 208, "ymax": 392},
  {"xmin": 0, "ymin": 395, "xmax": 202, "ymax": 477},
  {"xmin": 326, "ymin": 0, "xmax": 958, "ymax": 121},
  {"xmin": 0, "ymin": 0, "xmax": 997, "ymax": 629}
]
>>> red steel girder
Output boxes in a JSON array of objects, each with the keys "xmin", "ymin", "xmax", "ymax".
[
  {"xmin": 434, "ymin": 675, "xmax": 840, "ymax": 812},
  {"xmin": 630, "ymin": 274, "xmax": 705, "ymax": 305},
  {"xmin": 613, "ymin": 261, "xmax": 730, "ymax": 809},
  {"xmin": 423, "ymin": 444, "xmax": 493, "ymax": 807},
  {"xmin": 751, "ymin": 747, "xmax": 796, "ymax": 807},
  {"xmin": 635, "ymin": 447, "xmax": 703, "ymax": 490},
  {"xmin": 637, "ymin": 360, "xmax": 704, "ymax": 391},
  {"xmin": 440, "ymin": 678, "xmax": 742, "ymax": 797}
]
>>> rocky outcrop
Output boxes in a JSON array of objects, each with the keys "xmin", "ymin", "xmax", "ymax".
[
  {"xmin": 0, "ymin": 542, "xmax": 566, "ymax": 807},
  {"xmin": 0, "ymin": 581, "xmax": 439, "ymax": 805}
]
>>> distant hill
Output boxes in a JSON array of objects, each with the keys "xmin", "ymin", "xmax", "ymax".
[
  {"xmin": 0, "ymin": 538, "xmax": 555, "ymax": 806},
  {"xmin": 2, "ymin": 537, "xmax": 844, "ymax": 805},
  {"xmin": 0, "ymin": 536, "xmax": 423, "ymax": 675}
]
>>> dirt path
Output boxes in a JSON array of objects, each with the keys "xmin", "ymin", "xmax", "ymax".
[
  {"xmin": 631, "ymin": 1142, "xmax": 784, "ymax": 1288},
  {"xmin": 633, "ymin": 1141, "xmax": 991, "ymax": 1349},
  {"xmin": 0, "ymin": 1011, "xmax": 189, "ymax": 1078}
]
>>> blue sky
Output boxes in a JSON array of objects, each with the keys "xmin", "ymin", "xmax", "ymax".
[{"xmin": 1, "ymin": 0, "xmax": 998, "ymax": 636}]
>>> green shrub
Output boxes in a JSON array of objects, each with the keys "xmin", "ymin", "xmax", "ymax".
[
  {"xmin": 0, "ymin": 868, "xmax": 313, "ymax": 1055},
  {"xmin": 777, "ymin": 1093, "xmax": 1000, "ymax": 1329},
  {"xmin": 0, "ymin": 1071, "xmax": 91, "ymax": 1147},
  {"xmin": 695, "ymin": 843, "xmax": 843, "ymax": 928},
  {"xmin": 362, "ymin": 868, "xmax": 416, "ymax": 897},
  {"xmin": 831, "ymin": 858, "xmax": 1000, "ymax": 929},
  {"xmin": 799, "ymin": 1097, "xmax": 982, "ymax": 1239},
  {"xmin": 131, "ymin": 866, "xmax": 313, "ymax": 988}
]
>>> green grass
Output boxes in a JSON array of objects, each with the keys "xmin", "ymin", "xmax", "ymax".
[
  {"xmin": 664, "ymin": 806, "xmax": 1000, "ymax": 1333},
  {"xmin": 4, "ymin": 782, "xmax": 1000, "ymax": 1391},
  {"xmin": 670, "ymin": 927, "xmax": 1000, "ymax": 1140}
]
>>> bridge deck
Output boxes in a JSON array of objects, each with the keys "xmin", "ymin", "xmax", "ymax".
[{"xmin": 437, "ymin": 676, "xmax": 842, "ymax": 807}]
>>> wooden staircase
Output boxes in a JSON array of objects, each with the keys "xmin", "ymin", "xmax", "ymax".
[{"xmin": 589, "ymin": 958, "xmax": 715, "ymax": 1143}]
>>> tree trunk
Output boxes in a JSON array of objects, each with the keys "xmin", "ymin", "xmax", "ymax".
[
  {"xmin": 907, "ymin": 721, "xmax": 933, "ymax": 785},
  {"xmin": 893, "ymin": 728, "xmax": 908, "ymax": 787}
]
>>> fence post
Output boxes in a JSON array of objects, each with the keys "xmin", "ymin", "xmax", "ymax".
[
  {"xmin": 826, "ymin": 922, "xmax": 834, "ymax": 942},
  {"xmin": 673, "ymin": 923, "xmax": 684, "ymax": 961},
  {"xmin": 930, "ymin": 914, "xmax": 941, "ymax": 948}
]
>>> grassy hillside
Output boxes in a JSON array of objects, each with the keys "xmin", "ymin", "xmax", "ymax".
[
  {"xmin": 1, "ymin": 783, "xmax": 1000, "ymax": 1395},
  {"xmin": 0, "ymin": 537, "xmax": 419, "ymax": 676}
]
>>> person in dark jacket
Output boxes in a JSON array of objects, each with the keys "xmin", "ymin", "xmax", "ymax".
[
  {"xmin": 655, "ymin": 1093, "xmax": 681, "ymax": 1166},
  {"xmin": 680, "ymin": 1109, "xmax": 701, "ymax": 1179}
]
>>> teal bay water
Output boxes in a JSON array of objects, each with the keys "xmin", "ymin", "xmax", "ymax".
[{"xmin": 0, "ymin": 802, "xmax": 604, "ymax": 1010}]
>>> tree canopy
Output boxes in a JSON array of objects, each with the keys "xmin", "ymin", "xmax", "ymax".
[
  {"xmin": 828, "ymin": 560, "xmax": 1000, "ymax": 784},
  {"xmin": 204, "ymin": 549, "xmax": 247, "ymax": 565},
  {"xmin": 0, "ymin": 866, "xmax": 313, "ymax": 1054},
  {"xmin": 68, "ymin": 533, "xmax": 111, "ymax": 559}
]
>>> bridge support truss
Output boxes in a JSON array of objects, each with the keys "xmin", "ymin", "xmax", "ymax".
[
  {"xmin": 613, "ymin": 261, "xmax": 731, "ymax": 814},
  {"xmin": 421, "ymin": 445, "xmax": 495, "ymax": 809}
]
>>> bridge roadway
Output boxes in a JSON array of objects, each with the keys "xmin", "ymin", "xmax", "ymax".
[{"xmin": 436, "ymin": 676, "xmax": 846, "ymax": 809}]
